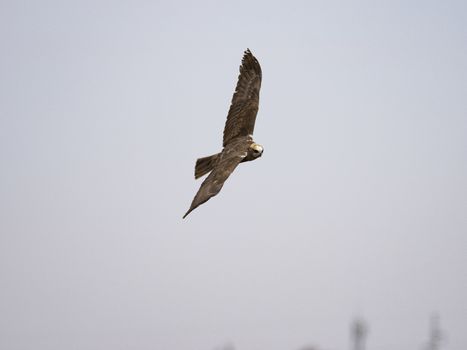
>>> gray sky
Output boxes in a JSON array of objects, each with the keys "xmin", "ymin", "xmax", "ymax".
[{"xmin": 1, "ymin": 1, "xmax": 466, "ymax": 349}]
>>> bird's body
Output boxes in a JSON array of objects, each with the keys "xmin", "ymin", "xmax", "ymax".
[{"xmin": 183, "ymin": 49, "xmax": 263, "ymax": 218}]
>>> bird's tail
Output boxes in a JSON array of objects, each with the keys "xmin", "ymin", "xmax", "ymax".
[{"xmin": 194, "ymin": 153, "xmax": 220, "ymax": 179}]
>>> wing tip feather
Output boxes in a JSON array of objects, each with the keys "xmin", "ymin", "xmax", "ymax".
[{"xmin": 182, "ymin": 208, "xmax": 192, "ymax": 219}]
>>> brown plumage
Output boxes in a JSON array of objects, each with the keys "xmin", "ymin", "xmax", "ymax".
[
  {"xmin": 223, "ymin": 49, "xmax": 262, "ymax": 146},
  {"xmin": 183, "ymin": 49, "xmax": 264, "ymax": 219}
]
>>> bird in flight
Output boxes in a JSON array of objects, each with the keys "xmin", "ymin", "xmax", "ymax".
[{"xmin": 183, "ymin": 49, "xmax": 264, "ymax": 219}]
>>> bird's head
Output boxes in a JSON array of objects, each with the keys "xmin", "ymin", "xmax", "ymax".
[{"xmin": 249, "ymin": 143, "xmax": 264, "ymax": 159}]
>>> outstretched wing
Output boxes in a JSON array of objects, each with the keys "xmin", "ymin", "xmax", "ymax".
[
  {"xmin": 223, "ymin": 49, "xmax": 262, "ymax": 147},
  {"xmin": 183, "ymin": 140, "xmax": 250, "ymax": 218}
]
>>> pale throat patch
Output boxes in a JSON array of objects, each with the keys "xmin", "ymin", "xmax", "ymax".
[{"xmin": 250, "ymin": 143, "xmax": 263, "ymax": 153}]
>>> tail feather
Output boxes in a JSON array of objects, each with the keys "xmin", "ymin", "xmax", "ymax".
[{"xmin": 194, "ymin": 153, "xmax": 219, "ymax": 179}]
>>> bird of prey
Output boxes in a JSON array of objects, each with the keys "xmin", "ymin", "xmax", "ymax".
[{"xmin": 183, "ymin": 49, "xmax": 264, "ymax": 219}]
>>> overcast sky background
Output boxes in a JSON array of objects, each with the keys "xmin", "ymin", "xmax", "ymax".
[{"xmin": 1, "ymin": 1, "xmax": 466, "ymax": 349}]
